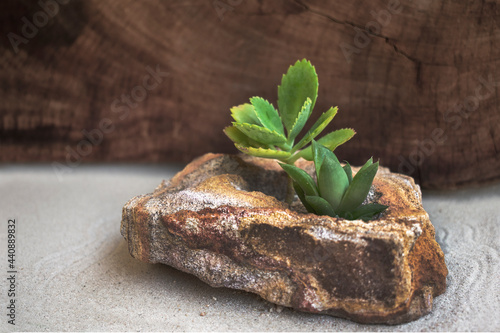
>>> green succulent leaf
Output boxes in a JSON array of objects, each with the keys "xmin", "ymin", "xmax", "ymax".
[
  {"xmin": 317, "ymin": 149, "xmax": 349, "ymax": 210},
  {"xmin": 224, "ymin": 126, "xmax": 264, "ymax": 148},
  {"xmin": 250, "ymin": 97, "xmax": 284, "ymax": 135},
  {"xmin": 296, "ymin": 128, "xmax": 356, "ymax": 161},
  {"xmin": 231, "ymin": 103, "xmax": 261, "ymax": 126},
  {"xmin": 318, "ymin": 128, "xmax": 355, "ymax": 150},
  {"xmin": 357, "ymin": 157, "xmax": 374, "ymax": 175},
  {"xmin": 292, "ymin": 106, "xmax": 338, "ymax": 153},
  {"xmin": 280, "ymin": 163, "xmax": 318, "ymax": 197},
  {"xmin": 288, "ymin": 98, "xmax": 312, "ymax": 142},
  {"xmin": 337, "ymin": 159, "xmax": 379, "ymax": 214},
  {"xmin": 343, "ymin": 162, "xmax": 353, "ymax": 184},
  {"xmin": 345, "ymin": 203, "xmax": 388, "ymax": 221},
  {"xmin": 235, "ymin": 145, "xmax": 291, "ymax": 160},
  {"xmin": 233, "ymin": 122, "xmax": 287, "ymax": 146},
  {"xmin": 312, "ymin": 140, "xmax": 330, "ymax": 181},
  {"xmin": 305, "ymin": 196, "xmax": 336, "ymax": 217},
  {"xmin": 278, "ymin": 59, "xmax": 318, "ymax": 133},
  {"xmin": 293, "ymin": 182, "xmax": 315, "ymax": 212}
]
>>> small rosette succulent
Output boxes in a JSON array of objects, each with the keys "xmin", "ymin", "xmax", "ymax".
[
  {"xmin": 280, "ymin": 141, "xmax": 388, "ymax": 221},
  {"xmin": 224, "ymin": 59, "xmax": 355, "ymax": 164}
]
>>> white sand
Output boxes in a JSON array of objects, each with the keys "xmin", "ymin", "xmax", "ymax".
[{"xmin": 0, "ymin": 164, "xmax": 498, "ymax": 331}]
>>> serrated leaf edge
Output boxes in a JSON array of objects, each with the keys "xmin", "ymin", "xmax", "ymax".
[
  {"xmin": 288, "ymin": 98, "xmax": 312, "ymax": 142},
  {"xmin": 249, "ymin": 96, "xmax": 284, "ymax": 135},
  {"xmin": 235, "ymin": 144, "xmax": 291, "ymax": 159},
  {"xmin": 233, "ymin": 122, "xmax": 287, "ymax": 145}
]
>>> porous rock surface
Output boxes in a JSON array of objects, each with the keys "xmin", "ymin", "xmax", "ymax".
[{"xmin": 121, "ymin": 153, "xmax": 447, "ymax": 324}]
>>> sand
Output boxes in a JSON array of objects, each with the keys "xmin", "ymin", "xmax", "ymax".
[{"xmin": 0, "ymin": 164, "xmax": 498, "ymax": 331}]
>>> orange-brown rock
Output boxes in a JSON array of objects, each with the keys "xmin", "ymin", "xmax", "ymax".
[{"xmin": 121, "ymin": 153, "xmax": 447, "ymax": 324}]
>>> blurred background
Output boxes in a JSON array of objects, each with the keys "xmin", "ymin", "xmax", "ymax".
[{"xmin": 1, "ymin": 0, "xmax": 499, "ymax": 189}]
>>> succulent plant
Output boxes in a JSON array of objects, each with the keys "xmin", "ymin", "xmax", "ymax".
[
  {"xmin": 224, "ymin": 59, "xmax": 386, "ymax": 221},
  {"xmin": 280, "ymin": 141, "xmax": 388, "ymax": 221},
  {"xmin": 224, "ymin": 59, "xmax": 355, "ymax": 166}
]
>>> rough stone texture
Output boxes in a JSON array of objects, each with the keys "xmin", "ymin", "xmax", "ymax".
[{"xmin": 121, "ymin": 153, "xmax": 447, "ymax": 324}]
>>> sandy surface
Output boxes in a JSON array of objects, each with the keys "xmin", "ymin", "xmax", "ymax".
[{"xmin": 0, "ymin": 164, "xmax": 499, "ymax": 332}]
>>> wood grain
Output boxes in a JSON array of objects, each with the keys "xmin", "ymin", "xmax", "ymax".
[{"xmin": 1, "ymin": 0, "xmax": 499, "ymax": 188}]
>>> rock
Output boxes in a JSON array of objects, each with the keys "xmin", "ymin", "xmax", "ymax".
[{"xmin": 121, "ymin": 153, "xmax": 447, "ymax": 324}]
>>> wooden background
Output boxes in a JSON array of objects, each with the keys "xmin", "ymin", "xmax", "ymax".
[{"xmin": 1, "ymin": 0, "xmax": 499, "ymax": 188}]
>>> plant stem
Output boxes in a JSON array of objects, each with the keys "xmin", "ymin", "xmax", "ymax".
[{"xmin": 285, "ymin": 152, "xmax": 301, "ymax": 165}]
